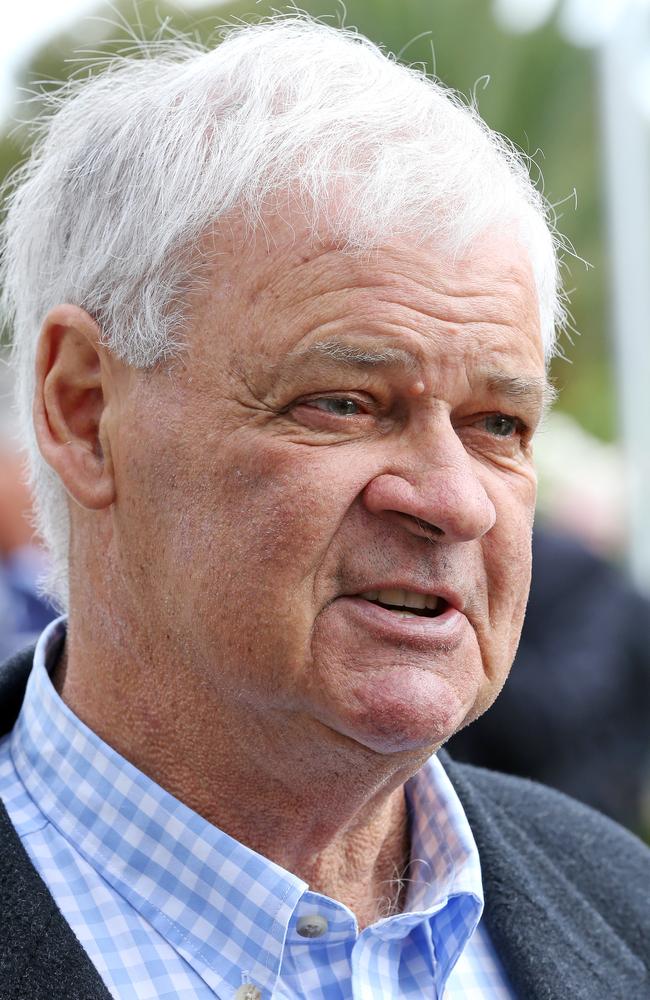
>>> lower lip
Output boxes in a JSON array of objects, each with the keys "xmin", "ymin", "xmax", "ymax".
[{"xmin": 336, "ymin": 596, "xmax": 468, "ymax": 648}]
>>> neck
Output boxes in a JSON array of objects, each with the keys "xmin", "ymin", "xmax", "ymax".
[{"xmin": 54, "ymin": 608, "xmax": 431, "ymax": 927}]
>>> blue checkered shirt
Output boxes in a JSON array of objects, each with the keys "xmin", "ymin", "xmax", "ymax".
[{"xmin": 0, "ymin": 619, "xmax": 515, "ymax": 999}]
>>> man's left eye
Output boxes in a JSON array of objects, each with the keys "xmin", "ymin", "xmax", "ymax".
[
  {"xmin": 483, "ymin": 414, "xmax": 521, "ymax": 438},
  {"xmin": 307, "ymin": 397, "xmax": 362, "ymax": 416}
]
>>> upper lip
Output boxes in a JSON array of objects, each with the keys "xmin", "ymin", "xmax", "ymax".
[{"xmin": 345, "ymin": 582, "xmax": 465, "ymax": 613}]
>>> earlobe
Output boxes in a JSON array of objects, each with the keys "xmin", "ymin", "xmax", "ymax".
[{"xmin": 34, "ymin": 305, "xmax": 116, "ymax": 511}]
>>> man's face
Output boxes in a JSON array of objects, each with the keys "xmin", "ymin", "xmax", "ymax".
[{"xmin": 109, "ymin": 223, "xmax": 546, "ymax": 755}]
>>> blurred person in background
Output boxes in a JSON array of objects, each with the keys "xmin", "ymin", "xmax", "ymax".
[
  {"xmin": 0, "ymin": 15, "xmax": 648, "ymax": 1000},
  {"xmin": 0, "ymin": 396, "xmax": 56, "ymax": 658},
  {"xmin": 449, "ymin": 521, "xmax": 650, "ymax": 832}
]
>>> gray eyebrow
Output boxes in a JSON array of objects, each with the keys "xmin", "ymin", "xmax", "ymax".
[
  {"xmin": 299, "ymin": 339, "xmax": 420, "ymax": 372},
  {"xmin": 483, "ymin": 371, "xmax": 557, "ymax": 414}
]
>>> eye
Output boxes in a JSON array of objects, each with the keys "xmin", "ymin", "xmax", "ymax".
[
  {"xmin": 483, "ymin": 413, "xmax": 522, "ymax": 438},
  {"xmin": 305, "ymin": 396, "xmax": 363, "ymax": 417}
]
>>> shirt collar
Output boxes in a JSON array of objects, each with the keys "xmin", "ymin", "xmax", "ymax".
[{"xmin": 12, "ymin": 617, "xmax": 483, "ymax": 997}]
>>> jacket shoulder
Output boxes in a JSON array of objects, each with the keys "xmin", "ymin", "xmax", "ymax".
[
  {"xmin": 449, "ymin": 756, "xmax": 650, "ymax": 890},
  {"xmin": 441, "ymin": 753, "xmax": 650, "ymax": 1000}
]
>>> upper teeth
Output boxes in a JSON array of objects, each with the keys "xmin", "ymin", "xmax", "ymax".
[{"xmin": 360, "ymin": 588, "xmax": 440, "ymax": 611}]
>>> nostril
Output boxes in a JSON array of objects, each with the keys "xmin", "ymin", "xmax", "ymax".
[{"xmin": 413, "ymin": 516, "xmax": 444, "ymax": 539}]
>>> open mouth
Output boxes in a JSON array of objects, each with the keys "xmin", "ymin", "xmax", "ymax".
[{"xmin": 358, "ymin": 588, "xmax": 448, "ymax": 619}]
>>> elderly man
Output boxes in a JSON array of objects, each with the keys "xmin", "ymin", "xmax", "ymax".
[{"xmin": 0, "ymin": 16, "xmax": 648, "ymax": 1000}]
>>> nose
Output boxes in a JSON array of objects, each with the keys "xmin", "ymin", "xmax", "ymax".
[{"xmin": 362, "ymin": 430, "xmax": 497, "ymax": 544}]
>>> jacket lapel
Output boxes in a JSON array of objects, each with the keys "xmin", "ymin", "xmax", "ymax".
[
  {"xmin": 0, "ymin": 794, "xmax": 112, "ymax": 999},
  {"xmin": 442, "ymin": 752, "xmax": 645, "ymax": 1000},
  {"xmin": 0, "ymin": 645, "xmax": 35, "ymax": 738},
  {"xmin": 0, "ymin": 647, "xmax": 111, "ymax": 998}
]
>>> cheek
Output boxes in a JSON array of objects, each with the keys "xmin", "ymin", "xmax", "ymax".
[
  {"xmin": 476, "ymin": 471, "xmax": 535, "ymax": 653},
  {"xmin": 485, "ymin": 482, "xmax": 535, "ymax": 635},
  {"xmin": 202, "ymin": 436, "xmax": 371, "ymax": 571},
  {"xmin": 144, "ymin": 437, "xmax": 368, "ymax": 654}
]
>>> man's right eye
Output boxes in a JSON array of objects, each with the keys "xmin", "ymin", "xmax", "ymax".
[{"xmin": 304, "ymin": 397, "xmax": 363, "ymax": 417}]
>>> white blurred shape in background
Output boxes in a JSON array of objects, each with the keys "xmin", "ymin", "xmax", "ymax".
[
  {"xmin": 559, "ymin": 0, "xmax": 649, "ymax": 47},
  {"xmin": 494, "ymin": 0, "xmax": 650, "ymax": 44},
  {"xmin": 492, "ymin": 0, "xmax": 559, "ymax": 33},
  {"xmin": 0, "ymin": 0, "xmax": 99, "ymax": 123},
  {"xmin": 494, "ymin": 0, "xmax": 650, "ymax": 594}
]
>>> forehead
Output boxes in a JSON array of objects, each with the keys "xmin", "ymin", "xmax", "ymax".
[{"xmin": 189, "ymin": 219, "xmax": 546, "ymax": 385}]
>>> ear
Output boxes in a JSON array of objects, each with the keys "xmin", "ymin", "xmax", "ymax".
[{"xmin": 34, "ymin": 305, "xmax": 116, "ymax": 511}]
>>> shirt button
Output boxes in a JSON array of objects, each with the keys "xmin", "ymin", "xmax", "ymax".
[
  {"xmin": 296, "ymin": 914, "xmax": 329, "ymax": 938},
  {"xmin": 233, "ymin": 986, "xmax": 262, "ymax": 1000}
]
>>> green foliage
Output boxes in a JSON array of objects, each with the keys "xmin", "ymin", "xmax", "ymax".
[{"xmin": 0, "ymin": 0, "xmax": 616, "ymax": 438}]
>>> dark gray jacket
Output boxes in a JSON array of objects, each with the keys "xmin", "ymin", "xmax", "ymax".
[{"xmin": 1, "ymin": 646, "xmax": 649, "ymax": 1000}]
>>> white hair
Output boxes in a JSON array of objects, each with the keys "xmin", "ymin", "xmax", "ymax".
[{"xmin": 0, "ymin": 15, "xmax": 566, "ymax": 608}]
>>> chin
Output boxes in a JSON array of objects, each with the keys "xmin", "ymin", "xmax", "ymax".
[{"xmin": 338, "ymin": 671, "xmax": 480, "ymax": 755}]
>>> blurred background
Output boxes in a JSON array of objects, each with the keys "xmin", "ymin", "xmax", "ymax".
[{"xmin": 0, "ymin": 0, "xmax": 649, "ymax": 834}]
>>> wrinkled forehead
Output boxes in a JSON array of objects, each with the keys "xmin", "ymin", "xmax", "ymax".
[{"xmin": 188, "ymin": 212, "xmax": 545, "ymax": 370}]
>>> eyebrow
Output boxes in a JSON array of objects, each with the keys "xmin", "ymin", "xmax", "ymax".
[
  {"xmin": 293, "ymin": 339, "xmax": 420, "ymax": 374},
  {"xmin": 483, "ymin": 371, "xmax": 557, "ymax": 414}
]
